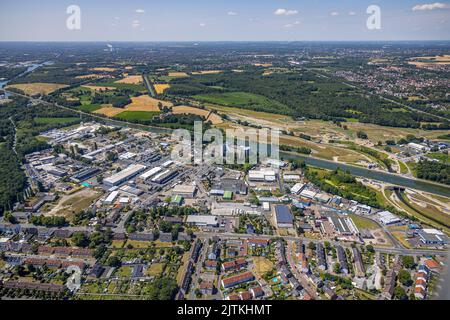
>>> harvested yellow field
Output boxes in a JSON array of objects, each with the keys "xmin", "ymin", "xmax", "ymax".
[
  {"xmin": 90, "ymin": 67, "xmax": 116, "ymax": 72},
  {"xmin": 94, "ymin": 106, "xmax": 125, "ymax": 117},
  {"xmin": 172, "ymin": 106, "xmax": 223, "ymax": 124},
  {"xmin": 207, "ymin": 113, "xmax": 223, "ymax": 125},
  {"xmin": 192, "ymin": 70, "xmax": 223, "ymax": 75},
  {"xmin": 254, "ymin": 63, "xmax": 273, "ymax": 67},
  {"xmin": 232, "ymin": 69, "xmax": 244, "ymax": 73},
  {"xmin": 168, "ymin": 72, "xmax": 189, "ymax": 78},
  {"xmin": 154, "ymin": 84, "xmax": 171, "ymax": 94},
  {"xmin": 75, "ymin": 74, "xmax": 106, "ymax": 79},
  {"xmin": 82, "ymin": 85, "xmax": 116, "ymax": 92},
  {"xmin": 6, "ymin": 83, "xmax": 67, "ymax": 95},
  {"xmin": 408, "ymin": 55, "xmax": 450, "ymax": 67},
  {"xmin": 115, "ymin": 75, "xmax": 142, "ymax": 84},
  {"xmin": 125, "ymin": 95, "xmax": 172, "ymax": 112}
]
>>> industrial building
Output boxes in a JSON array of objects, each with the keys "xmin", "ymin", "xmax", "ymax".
[
  {"xmin": 71, "ymin": 167, "xmax": 100, "ymax": 183},
  {"xmin": 104, "ymin": 164, "xmax": 147, "ymax": 187},
  {"xmin": 290, "ymin": 183, "xmax": 305, "ymax": 195},
  {"xmin": 377, "ymin": 211, "xmax": 401, "ymax": 226},
  {"xmin": 104, "ymin": 191, "xmax": 119, "ymax": 205},
  {"xmin": 248, "ymin": 169, "xmax": 276, "ymax": 182},
  {"xmin": 186, "ymin": 215, "xmax": 219, "ymax": 227},
  {"xmin": 210, "ymin": 179, "xmax": 248, "ymax": 196},
  {"xmin": 139, "ymin": 167, "xmax": 163, "ymax": 181},
  {"xmin": 274, "ymin": 205, "xmax": 294, "ymax": 228},
  {"xmin": 151, "ymin": 170, "xmax": 178, "ymax": 184},
  {"xmin": 172, "ymin": 185, "xmax": 197, "ymax": 198}
]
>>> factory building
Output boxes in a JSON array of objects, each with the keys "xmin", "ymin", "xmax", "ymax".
[{"xmin": 104, "ymin": 164, "xmax": 147, "ymax": 187}]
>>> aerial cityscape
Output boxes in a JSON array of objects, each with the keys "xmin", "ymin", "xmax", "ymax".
[{"xmin": 0, "ymin": 0, "xmax": 449, "ymax": 304}]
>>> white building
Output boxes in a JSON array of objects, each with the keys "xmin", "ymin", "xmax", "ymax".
[
  {"xmin": 104, "ymin": 164, "xmax": 147, "ymax": 187},
  {"xmin": 377, "ymin": 211, "xmax": 401, "ymax": 225},
  {"xmin": 407, "ymin": 143, "xmax": 430, "ymax": 153},
  {"xmin": 290, "ymin": 183, "xmax": 305, "ymax": 195},
  {"xmin": 186, "ymin": 215, "xmax": 219, "ymax": 227},
  {"xmin": 104, "ymin": 191, "xmax": 119, "ymax": 205}
]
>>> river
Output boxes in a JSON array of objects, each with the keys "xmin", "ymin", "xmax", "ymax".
[{"xmin": 0, "ymin": 61, "xmax": 53, "ymax": 96}]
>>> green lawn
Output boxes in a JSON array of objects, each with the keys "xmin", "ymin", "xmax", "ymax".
[
  {"xmin": 349, "ymin": 214, "xmax": 379, "ymax": 230},
  {"xmin": 427, "ymin": 152, "xmax": 449, "ymax": 164},
  {"xmin": 114, "ymin": 111, "xmax": 160, "ymax": 121},
  {"xmin": 77, "ymin": 104, "xmax": 102, "ymax": 112}
]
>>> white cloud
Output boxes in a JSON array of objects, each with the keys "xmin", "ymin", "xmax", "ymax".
[
  {"xmin": 330, "ymin": 12, "xmax": 340, "ymax": 16},
  {"xmin": 284, "ymin": 21, "xmax": 301, "ymax": 28},
  {"xmin": 199, "ymin": 23, "xmax": 206, "ymax": 27},
  {"xmin": 132, "ymin": 20, "xmax": 140, "ymax": 28},
  {"xmin": 135, "ymin": 9, "xmax": 146, "ymax": 14},
  {"xmin": 349, "ymin": 11, "xmax": 356, "ymax": 16},
  {"xmin": 412, "ymin": 2, "xmax": 450, "ymax": 11},
  {"xmin": 274, "ymin": 8, "xmax": 299, "ymax": 16},
  {"xmin": 228, "ymin": 11, "xmax": 238, "ymax": 16}
]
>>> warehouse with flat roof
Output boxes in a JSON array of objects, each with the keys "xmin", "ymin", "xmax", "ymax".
[
  {"xmin": 104, "ymin": 164, "xmax": 147, "ymax": 187},
  {"xmin": 186, "ymin": 215, "xmax": 219, "ymax": 227},
  {"xmin": 172, "ymin": 185, "xmax": 197, "ymax": 198},
  {"xmin": 275, "ymin": 205, "xmax": 294, "ymax": 228}
]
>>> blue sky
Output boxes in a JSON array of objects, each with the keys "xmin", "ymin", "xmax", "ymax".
[{"xmin": 0, "ymin": 0, "xmax": 449, "ymax": 41}]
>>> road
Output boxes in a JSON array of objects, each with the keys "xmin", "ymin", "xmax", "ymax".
[
  {"xmin": 196, "ymin": 231, "xmax": 448, "ymax": 257},
  {"xmin": 286, "ymin": 241, "xmax": 319, "ymax": 300}
]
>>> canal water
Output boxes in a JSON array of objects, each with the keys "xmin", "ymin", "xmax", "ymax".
[{"xmin": 280, "ymin": 151, "xmax": 450, "ymax": 197}]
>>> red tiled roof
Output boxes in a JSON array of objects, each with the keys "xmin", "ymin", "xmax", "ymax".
[
  {"xmin": 424, "ymin": 259, "xmax": 440, "ymax": 270},
  {"xmin": 222, "ymin": 271, "xmax": 254, "ymax": 287},
  {"xmin": 240, "ymin": 291, "xmax": 252, "ymax": 300}
]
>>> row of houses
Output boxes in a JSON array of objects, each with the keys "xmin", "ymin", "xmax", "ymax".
[
  {"xmin": 24, "ymin": 257, "xmax": 86, "ymax": 270},
  {"xmin": 226, "ymin": 286, "xmax": 265, "ymax": 300},
  {"xmin": 0, "ymin": 280, "xmax": 66, "ymax": 294},
  {"xmin": 37, "ymin": 246, "xmax": 93, "ymax": 257},
  {"xmin": 221, "ymin": 271, "xmax": 255, "ymax": 289}
]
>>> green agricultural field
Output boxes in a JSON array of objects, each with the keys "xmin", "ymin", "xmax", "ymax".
[
  {"xmin": 77, "ymin": 104, "xmax": 102, "ymax": 112},
  {"xmin": 114, "ymin": 111, "xmax": 160, "ymax": 121}
]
